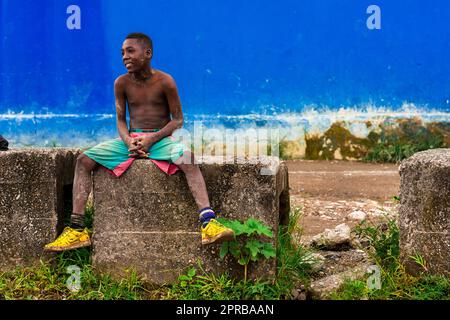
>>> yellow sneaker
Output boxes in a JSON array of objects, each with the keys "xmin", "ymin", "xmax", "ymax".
[
  {"xmin": 44, "ymin": 227, "xmax": 91, "ymax": 252},
  {"xmin": 201, "ymin": 219, "xmax": 235, "ymax": 245}
]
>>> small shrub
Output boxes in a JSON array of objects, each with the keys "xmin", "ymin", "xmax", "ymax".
[
  {"xmin": 216, "ymin": 218, "xmax": 276, "ymax": 282},
  {"xmin": 353, "ymin": 218, "xmax": 399, "ymax": 271}
]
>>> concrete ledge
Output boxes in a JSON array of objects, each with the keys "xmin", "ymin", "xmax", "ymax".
[
  {"xmin": 0, "ymin": 148, "xmax": 80, "ymax": 270},
  {"xmin": 92, "ymin": 156, "xmax": 290, "ymax": 284},
  {"xmin": 398, "ymin": 148, "xmax": 450, "ymax": 276}
]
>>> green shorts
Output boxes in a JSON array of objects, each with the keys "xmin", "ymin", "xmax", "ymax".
[{"xmin": 83, "ymin": 128, "xmax": 190, "ymax": 177}]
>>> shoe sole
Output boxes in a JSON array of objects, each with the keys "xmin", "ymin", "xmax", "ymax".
[
  {"xmin": 44, "ymin": 239, "xmax": 92, "ymax": 252},
  {"xmin": 202, "ymin": 230, "xmax": 235, "ymax": 245}
]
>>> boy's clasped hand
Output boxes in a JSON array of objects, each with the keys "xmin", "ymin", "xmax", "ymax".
[{"xmin": 127, "ymin": 135, "xmax": 157, "ymax": 158}]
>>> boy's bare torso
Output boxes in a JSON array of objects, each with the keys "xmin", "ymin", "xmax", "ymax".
[{"xmin": 119, "ymin": 69, "xmax": 172, "ymax": 130}]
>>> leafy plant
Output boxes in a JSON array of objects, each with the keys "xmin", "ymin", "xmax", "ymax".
[
  {"xmin": 178, "ymin": 267, "xmax": 197, "ymax": 288},
  {"xmin": 216, "ymin": 218, "xmax": 276, "ymax": 282},
  {"xmin": 353, "ymin": 218, "xmax": 399, "ymax": 271}
]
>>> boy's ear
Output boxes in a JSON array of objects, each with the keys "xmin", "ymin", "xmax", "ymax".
[{"xmin": 146, "ymin": 48, "xmax": 153, "ymax": 59}]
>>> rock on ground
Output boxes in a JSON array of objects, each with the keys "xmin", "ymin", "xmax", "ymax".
[
  {"xmin": 310, "ymin": 223, "xmax": 352, "ymax": 250},
  {"xmin": 347, "ymin": 210, "xmax": 367, "ymax": 221},
  {"xmin": 309, "ymin": 262, "xmax": 372, "ymax": 299}
]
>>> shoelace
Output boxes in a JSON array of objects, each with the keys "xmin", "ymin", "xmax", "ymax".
[
  {"xmin": 205, "ymin": 221, "xmax": 225, "ymax": 235},
  {"xmin": 52, "ymin": 229, "xmax": 82, "ymax": 245}
]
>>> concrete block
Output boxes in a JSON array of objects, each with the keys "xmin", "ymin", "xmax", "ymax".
[
  {"xmin": 0, "ymin": 148, "xmax": 79, "ymax": 270},
  {"xmin": 92, "ymin": 156, "xmax": 290, "ymax": 284},
  {"xmin": 399, "ymin": 148, "xmax": 450, "ymax": 276}
]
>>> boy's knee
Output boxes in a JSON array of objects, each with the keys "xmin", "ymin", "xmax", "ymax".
[
  {"xmin": 178, "ymin": 162, "xmax": 197, "ymax": 172},
  {"xmin": 77, "ymin": 153, "xmax": 96, "ymax": 169},
  {"xmin": 176, "ymin": 152, "xmax": 199, "ymax": 172},
  {"xmin": 175, "ymin": 151, "xmax": 195, "ymax": 165}
]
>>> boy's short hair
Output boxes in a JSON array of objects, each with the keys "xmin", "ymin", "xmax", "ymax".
[{"xmin": 125, "ymin": 32, "xmax": 153, "ymax": 52}]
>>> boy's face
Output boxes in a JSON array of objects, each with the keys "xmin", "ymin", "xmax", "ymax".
[{"xmin": 121, "ymin": 39, "xmax": 152, "ymax": 73}]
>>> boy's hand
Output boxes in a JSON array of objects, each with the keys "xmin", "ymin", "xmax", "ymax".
[
  {"xmin": 125, "ymin": 136, "xmax": 139, "ymax": 149},
  {"xmin": 128, "ymin": 149, "xmax": 149, "ymax": 158},
  {"xmin": 125, "ymin": 136, "xmax": 147, "ymax": 158},
  {"xmin": 128, "ymin": 134, "xmax": 158, "ymax": 153}
]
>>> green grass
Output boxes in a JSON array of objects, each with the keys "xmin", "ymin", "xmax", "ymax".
[
  {"xmin": 353, "ymin": 219, "xmax": 400, "ymax": 272},
  {"xmin": 330, "ymin": 217, "xmax": 450, "ymax": 300},
  {"xmin": 0, "ymin": 246, "xmax": 149, "ymax": 300},
  {"xmin": 331, "ymin": 268, "xmax": 450, "ymax": 300},
  {"xmin": 276, "ymin": 207, "xmax": 314, "ymax": 287},
  {"xmin": 160, "ymin": 262, "xmax": 274, "ymax": 300}
]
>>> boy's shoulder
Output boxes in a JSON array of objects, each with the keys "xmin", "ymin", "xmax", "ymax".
[
  {"xmin": 114, "ymin": 74, "xmax": 129, "ymax": 87},
  {"xmin": 154, "ymin": 69, "xmax": 176, "ymax": 83},
  {"xmin": 154, "ymin": 69, "xmax": 177, "ymax": 89}
]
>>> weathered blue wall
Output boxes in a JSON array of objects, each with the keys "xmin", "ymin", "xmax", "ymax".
[{"xmin": 1, "ymin": 0, "xmax": 449, "ymax": 115}]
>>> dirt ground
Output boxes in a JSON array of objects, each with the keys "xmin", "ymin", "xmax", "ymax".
[{"xmin": 285, "ymin": 160, "xmax": 400, "ymax": 244}]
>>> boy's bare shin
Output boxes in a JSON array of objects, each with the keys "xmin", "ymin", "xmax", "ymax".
[
  {"xmin": 175, "ymin": 153, "xmax": 210, "ymax": 210},
  {"xmin": 182, "ymin": 165, "xmax": 210, "ymax": 210},
  {"xmin": 72, "ymin": 155, "xmax": 97, "ymax": 215}
]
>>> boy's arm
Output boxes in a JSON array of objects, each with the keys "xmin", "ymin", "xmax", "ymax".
[
  {"xmin": 152, "ymin": 75, "xmax": 184, "ymax": 141},
  {"xmin": 114, "ymin": 77, "xmax": 133, "ymax": 148}
]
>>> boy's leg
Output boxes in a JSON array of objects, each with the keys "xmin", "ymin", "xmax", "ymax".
[
  {"xmin": 174, "ymin": 151, "xmax": 234, "ymax": 245},
  {"xmin": 44, "ymin": 154, "xmax": 98, "ymax": 251},
  {"xmin": 45, "ymin": 137, "xmax": 132, "ymax": 252},
  {"xmin": 71, "ymin": 154, "xmax": 99, "ymax": 228},
  {"xmin": 174, "ymin": 151, "xmax": 209, "ymax": 210}
]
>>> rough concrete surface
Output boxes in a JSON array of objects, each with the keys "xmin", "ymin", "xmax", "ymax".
[
  {"xmin": 0, "ymin": 148, "xmax": 79, "ymax": 270},
  {"xmin": 398, "ymin": 148, "xmax": 450, "ymax": 276}
]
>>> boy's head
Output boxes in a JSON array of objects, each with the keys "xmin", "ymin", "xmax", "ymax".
[{"xmin": 122, "ymin": 32, "xmax": 153, "ymax": 72}]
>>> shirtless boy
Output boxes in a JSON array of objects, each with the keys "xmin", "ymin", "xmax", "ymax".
[{"xmin": 44, "ymin": 33, "xmax": 234, "ymax": 251}]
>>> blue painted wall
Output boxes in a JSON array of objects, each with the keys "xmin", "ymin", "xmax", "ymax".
[{"xmin": 1, "ymin": 0, "xmax": 449, "ymax": 115}]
